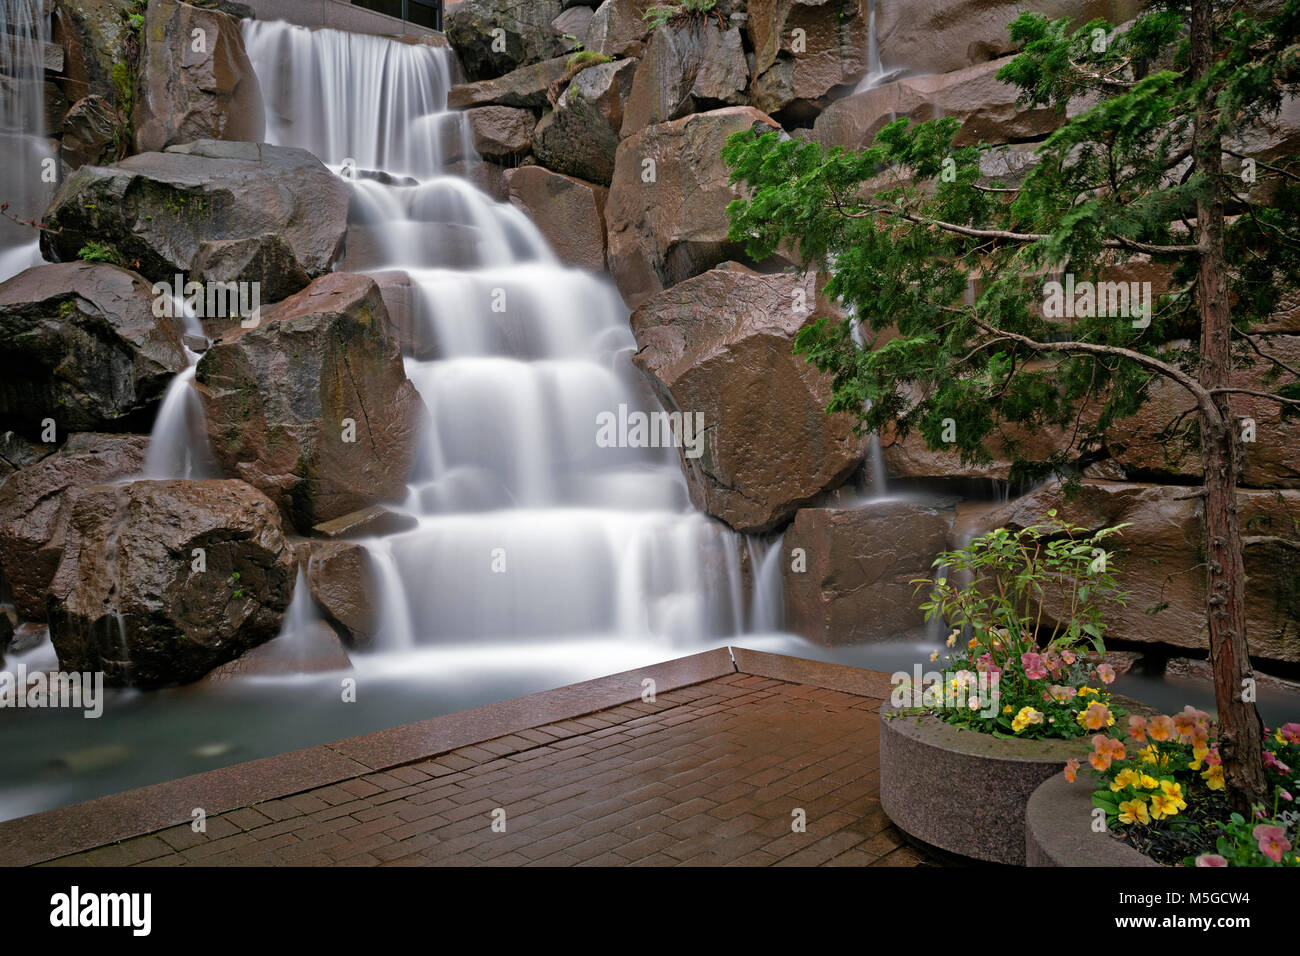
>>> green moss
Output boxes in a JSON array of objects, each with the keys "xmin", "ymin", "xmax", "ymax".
[{"xmin": 76, "ymin": 241, "xmax": 125, "ymax": 265}]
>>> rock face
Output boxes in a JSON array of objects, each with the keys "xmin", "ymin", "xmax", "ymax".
[
  {"xmin": 872, "ymin": 0, "xmax": 1146, "ymax": 79},
  {"xmin": 0, "ymin": 262, "xmax": 187, "ymax": 438},
  {"xmin": 605, "ymin": 106, "xmax": 781, "ymax": 308},
  {"xmin": 747, "ymin": 0, "xmax": 870, "ymax": 119},
  {"xmin": 51, "ymin": 0, "xmax": 133, "ymax": 110},
  {"xmin": 133, "ymin": 0, "xmax": 265, "ymax": 153},
  {"xmin": 506, "ymin": 165, "xmax": 608, "ymax": 271},
  {"xmin": 975, "ymin": 480, "xmax": 1300, "ymax": 664},
  {"xmin": 533, "ymin": 57, "xmax": 636, "ymax": 185},
  {"xmin": 195, "ymin": 273, "xmax": 424, "ymax": 534},
  {"xmin": 631, "ymin": 265, "xmax": 865, "ymax": 532},
  {"xmin": 60, "ymin": 94, "xmax": 124, "ymax": 169},
  {"xmin": 448, "ymin": 56, "xmax": 573, "ymax": 110},
  {"xmin": 0, "ymin": 433, "xmax": 149, "ymax": 622},
  {"xmin": 446, "ymin": 0, "xmax": 569, "ymax": 80},
  {"xmin": 813, "ymin": 57, "xmax": 1063, "ymax": 151},
  {"xmin": 620, "ymin": 22, "xmax": 748, "ymax": 137},
  {"xmin": 783, "ymin": 501, "xmax": 955, "ymax": 644},
  {"xmin": 585, "ymin": 0, "xmax": 656, "ymax": 57},
  {"xmin": 298, "ymin": 539, "xmax": 380, "ymax": 648},
  {"xmin": 41, "ymin": 141, "xmax": 348, "ymax": 299},
  {"xmin": 46, "ymin": 478, "xmax": 295, "ymax": 687},
  {"xmin": 465, "ymin": 105, "xmax": 535, "ymax": 158}
]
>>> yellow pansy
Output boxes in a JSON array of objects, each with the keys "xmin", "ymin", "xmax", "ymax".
[
  {"xmin": 1110, "ymin": 769, "xmax": 1141, "ymax": 792},
  {"xmin": 1118, "ymin": 798, "xmax": 1150, "ymax": 825},
  {"xmin": 1138, "ymin": 774, "xmax": 1159, "ymax": 790},
  {"xmin": 1202, "ymin": 765, "xmax": 1226, "ymax": 791},
  {"xmin": 1149, "ymin": 792, "xmax": 1181, "ymax": 820}
]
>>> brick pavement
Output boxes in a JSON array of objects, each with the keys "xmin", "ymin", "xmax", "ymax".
[{"xmin": 37, "ymin": 672, "xmax": 945, "ymax": 867}]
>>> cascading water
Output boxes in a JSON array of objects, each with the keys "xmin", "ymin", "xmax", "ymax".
[
  {"xmin": 237, "ymin": 21, "xmax": 766, "ymax": 662},
  {"xmin": 0, "ymin": 0, "xmax": 54, "ymax": 282}
]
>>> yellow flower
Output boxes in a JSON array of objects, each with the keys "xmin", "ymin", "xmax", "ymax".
[
  {"xmin": 1189, "ymin": 746, "xmax": 1208, "ymax": 771},
  {"xmin": 930, "ymin": 651, "xmax": 940, "ymax": 662},
  {"xmin": 1159, "ymin": 780, "xmax": 1187, "ymax": 813},
  {"xmin": 1110, "ymin": 769, "xmax": 1141, "ymax": 792},
  {"xmin": 1078, "ymin": 686, "xmax": 1101, "ymax": 698},
  {"xmin": 1117, "ymin": 798, "xmax": 1150, "ymax": 825},
  {"xmin": 1003, "ymin": 705, "xmax": 1013, "ymax": 714},
  {"xmin": 1149, "ymin": 792, "xmax": 1181, "ymax": 820},
  {"xmin": 1138, "ymin": 774, "xmax": 1159, "ymax": 790},
  {"xmin": 1077, "ymin": 703, "xmax": 1114, "ymax": 731},
  {"xmin": 1139, "ymin": 744, "xmax": 1161, "ymax": 766},
  {"xmin": 1011, "ymin": 707, "xmax": 1044, "ymax": 733},
  {"xmin": 1202, "ymin": 765, "xmax": 1226, "ymax": 791}
]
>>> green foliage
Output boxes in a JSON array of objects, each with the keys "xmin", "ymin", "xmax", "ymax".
[
  {"xmin": 565, "ymin": 50, "xmax": 612, "ymax": 73},
  {"xmin": 642, "ymin": 0, "xmax": 715, "ymax": 31},
  {"xmin": 76, "ymin": 241, "xmax": 124, "ymax": 265},
  {"xmin": 721, "ymin": 3, "xmax": 1300, "ymax": 484}
]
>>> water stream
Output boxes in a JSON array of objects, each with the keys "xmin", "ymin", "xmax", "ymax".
[{"xmin": 0, "ymin": 0, "xmax": 54, "ymax": 282}]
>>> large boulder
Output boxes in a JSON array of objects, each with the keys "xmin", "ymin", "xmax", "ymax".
[
  {"xmin": 872, "ymin": 0, "xmax": 1147, "ymax": 79},
  {"xmin": 46, "ymin": 478, "xmax": 295, "ymax": 687},
  {"xmin": 505, "ymin": 165, "xmax": 608, "ymax": 271},
  {"xmin": 0, "ymin": 262, "xmax": 187, "ymax": 438},
  {"xmin": 605, "ymin": 106, "xmax": 780, "ymax": 308},
  {"xmin": 532, "ymin": 57, "xmax": 636, "ymax": 185},
  {"xmin": 194, "ymin": 273, "xmax": 424, "ymax": 534},
  {"xmin": 0, "ymin": 432, "xmax": 149, "ymax": 622},
  {"xmin": 631, "ymin": 264, "xmax": 865, "ymax": 532},
  {"xmin": 747, "ymin": 0, "xmax": 869, "ymax": 119},
  {"xmin": 133, "ymin": 0, "xmax": 265, "ymax": 154},
  {"xmin": 60, "ymin": 94, "xmax": 125, "ymax": 170},
  {"xmin": 813, "ymin": 56, "xmax": 1063, "ymax": 151},
  {"xmin": 464, "ymin": 105, "xmax": 535, "ymax": 158},
  {"xmin": 784, "ymin": 500, "xmax": 955, "ymax": 644},
  {"xmin": 448, "ymin": 55, "xmax": 573, "ymax": 110},
  {"xmin": 975, "ymin": 479, "xmax": 1300, "ymax": 664},
  {"xmin": 585, "ymin": 0, "xmax": 656, "ymax": 57},
  {"xmin": 619, "ymin": 21, "xmax": 748, "ymax": 137},
  {"xmin": 41, "ymin": 140, "xmax": 348, "ymax": 299},
  {"xmin": 446, "ymin": 0, "xmax": 570, "ymax": 81},
  {"xmin": 296, "ymin": 539, "xmax": 380, "ymax": 648}
]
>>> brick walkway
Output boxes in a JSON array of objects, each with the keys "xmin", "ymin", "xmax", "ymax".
[{"xmin": 37, "ymin": 672, "xmax": 943, "ymax": 867}]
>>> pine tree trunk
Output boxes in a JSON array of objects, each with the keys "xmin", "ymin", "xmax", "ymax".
[{"xmin": 1190, "ymin": 0, "xmax": 1269, "ymax": 809}]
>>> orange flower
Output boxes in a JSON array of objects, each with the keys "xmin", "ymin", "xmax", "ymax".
[
  {"xmin": 1064, "ymin": 758, "xmax": 1080, "ymax": 783},
  {"xmin": 1147, "ymin": 715, "xmax": 1176, "ymax": 742}
]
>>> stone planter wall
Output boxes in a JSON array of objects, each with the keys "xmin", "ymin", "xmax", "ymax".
[{"xmin": 1026, "ymin": 772, "xmax": 1160, "ymax": 867}]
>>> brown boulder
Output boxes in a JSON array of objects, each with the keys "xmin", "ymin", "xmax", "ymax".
[
  {"xmin": 448, "ymin": 56, "xmax": 573, "ymax": 110},
  {"xmin": 605, "ymin": 106, "xmax": 780, "ymax": 308},
  {"xmin": 0, "ymin": 432, "xmax": 149, "ymax": 622},
  {"xmin": 60, "ymin": 94, "xmax": 124, "ymax": 170},
  {"xmin": 465, "ymin": 105, "xmax": 535, "ymax": 158},
  {"xmin": 975, "ymin": 479, "xmax": 1300, "ymax": 664},
  {"xmin": 784, "ymin": 500, "xmax": 955, "ymax": 644},
  {"xmin": 813, "ymin": 56, "xmax": 1063, "ymax": 151},
  {"xmin": 631, "ymin": 265, "xmax": 866, "ymax": 533},
  {"xmin": 585, "ymin": 0, "xmax": 657, "ymax": 57},
  {"xmin": 446, "ymin": 0, "xmax": 570, "ymax": 80},
  {"xmin": 195, "ymin": 273, "xmax": 424, "ymax": 534},
  {"xmin": 533, "ymin": 57, "xmax": 636, "ymax": 185},
  {"xmin": 506, "ymin": 165, "xmax": 608, "ymax": 271},
  {"xmin": 747, "ymin": 0, "xmax": 870, "ymax": 119},
  {"xmin": 46, "ymin": 478, "xmax": 295, "ymax": 687},
  {"xmin": 0, "ymin": 262, "xmax": 187, "ymax": 438},
  {"xmin": 620, "ymin": 21, "xmax": 748, "ymax": 137},
  {"xmin": 297, "ymin": 539, "xmax": 380, "ymax": 648},
  {"xmin": 133, "ymin": 0, "xmax": 265, "ymax": 154}
]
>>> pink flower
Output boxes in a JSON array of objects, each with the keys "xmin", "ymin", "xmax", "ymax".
[
  {"xmin": 1061, "ymin": 649, "xmax": 1077, "ymax": 665},
  {"xmin": 1128, "ymin": 715, "xmax": 1148, "ymax": 742},
  {"xmin": 1043, "ymin": 650, "xmax": 1063, "ymax": 675},
  {"xmin": 1253, "ymin": 824, "xmax": 1292, "ymax": 863},
  {"xmin": 1263, "ymin": 751, "xmax": 1293, "ymax": 775},
  {"xmin": 1195, "ymin": 854, "xmax": 1228, "ymax": 867},
  {"xmin": 1064, "ymin": 758, "xmax": 1079, "ymax": 783},
  {"xmin": 1279, "ymin": 723, "xmax": 1300, "ymax": 745},
  {"xmin": 1281, "ymin": 791, "xmax": 1293, "ymax": 802},
  {"xmin": 1096, "ymin": 663, "xmax": 1116, "ymax": 685},
  {"xmin": 1021, "ymin": 652, "xmax": 1048, "ymax": 681}
]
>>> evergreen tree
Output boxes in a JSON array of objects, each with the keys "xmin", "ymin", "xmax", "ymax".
[{"xmin": 724, "ymin": 0, "xmax": 1300, "ymax": 807}]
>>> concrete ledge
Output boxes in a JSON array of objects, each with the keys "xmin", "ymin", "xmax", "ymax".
[
  {"xmin": 1026, "ymin": 772, "xmax": 1161, "ymax": 867},
  {"xmin": 731, "ymin": 646, "xmax": 894, "ymax": 699},
  {"xmin": 243, "ymin": 0, "xmax": 439, "ymax": 37},
  {"xmin": 879, "ymin": 704, "xmax": 1090, "ymax": 865}
]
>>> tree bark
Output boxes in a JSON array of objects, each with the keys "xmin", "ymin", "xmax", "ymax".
[{"xmin": 1190, "ymin": 0, "xmax": 1268, "ymax": 808}]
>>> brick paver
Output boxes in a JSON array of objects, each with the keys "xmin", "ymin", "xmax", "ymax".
[{"xmin": 40, "ymin": 674, "xmax": 946, "ymax": 867}]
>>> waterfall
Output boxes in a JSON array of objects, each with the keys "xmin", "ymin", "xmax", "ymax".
[
  {"xmin": 237, "ymin": 21, "xmax": 753, "ymax": 654},
  {"xmin": 0, "ymin": 0, "xmax": 54, "ymax": 283}
]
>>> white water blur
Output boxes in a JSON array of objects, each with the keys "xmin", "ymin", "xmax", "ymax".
[
  {"xmin": 236, "ymin": 21, "xmax": 776, "ymax": 657},
  {"xmin": 0, "ymin": 0, "xmax": 54, "ymax": 283}
]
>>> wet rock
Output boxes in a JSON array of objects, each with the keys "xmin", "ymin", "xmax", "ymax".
[
  {"xmin": 448, "ymin": 55, "xmax": 573, "ymax": 110},
  {"xmin": 0, "ymin": 432, "xmax": 150, "ymax": 622},
  {"xmin": 446, "ymin": 0, "xmax": 570, "ymax": 81},
  {"xmin": 312, "ymin": 504, "xmax": 418, "ymax": 539},
  {"xmin": 784, "ymin": 500, "xmax": 955, "ymax": 644},
  {"xmin": 297, "ymin": 539, "xmax": 380, "ymax": 648},
  {"xmin": 195, "ymin": 273, "xmax": 424, "ymax": 534},
  {"xmin": 584, "ymin": 0, "xmax": 655, "ymax": 57},
  {"xmin": 46, "ymin": 478, "xmax": 295, "ymax": 687},
  {"xmin": 41, "ymin": 140, "xmax": 348, "ymax": 294},
  {"xmin": 974, "ymin": 479, "xmax": 1300, "ymax": 664},
  {"xmin": 0, "ymin": 262, "xmax": 187, "ymax": 438},
  {"xmin": 133, "ymin": 0, "xmax": 265, "ymax": 153},
  {"xmin": 619, "ymin": 21, "xmax": 748, "ymax": 137},
  {"xmin": 747, "ymin": 0, "xmax": 870, "ymax": 120},
  {"xmin": 203, "ymin": 618, "xmax": 351, "ymax": 680},
  {"xmin": 605, "ymin": 106, "xmax": 780, "ymax": 308},
  {"xmin": 505, "ymin": 165, "xmax": 608, "ymax": 271},
  {"xmin": 631, "ymin": 264, "xmax": 865, "ymax": 532},
  {"xmin": 813, "ymin": 57, "xmax": 1064, "ymax": 151},
  {"xmin": 465, "ymin": 105, "xmax": 535, "ymax": 158},
  {"xmin": 553, "ymin": 5, "xmax": 595, "ymax": 43},
  {"xmin": 59, "ymin": 94, "xmax": 124, "ymax": 170},
  {"xmin": 532, "ymin": 57, "xmax": 636, "ymax": 185},
  {"xmin": 51, "ymin": 0, "xmax": 134, "ymax": 110}
]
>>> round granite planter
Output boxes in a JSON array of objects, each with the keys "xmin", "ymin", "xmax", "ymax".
[
  {"xmin": 1026, "ymin": 772, "xmax": 1161, "ymax": 867},
  {"xmin": 879, "ymin": 703, "xmax": 1090, "ymax": 865}
]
